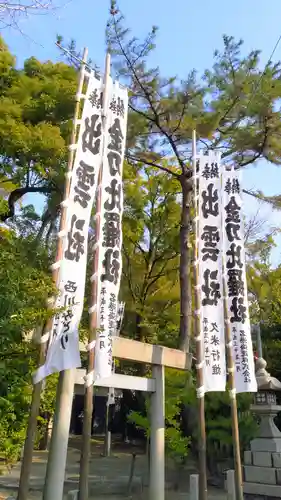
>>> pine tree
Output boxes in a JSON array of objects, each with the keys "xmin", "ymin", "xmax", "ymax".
[{"xmin": 106, "ymin": 2, "xmax": 281, "ymax": 350}]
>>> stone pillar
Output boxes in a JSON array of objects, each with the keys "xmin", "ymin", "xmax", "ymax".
[{"xmin": 243, "ymin": 358, "xmax": 281, "ymax": 499}]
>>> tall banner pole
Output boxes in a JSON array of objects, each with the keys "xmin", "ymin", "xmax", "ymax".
[
  {"xmin": 222, "ymin": 167, "xmax": 257, "ymax": 500},
  {"xmin": 78, "ymin": 52, "xmax": 111, "ymax": 500},
  {"xmin": 192, "ymin": 130, "xmax": 208, "ymax": 500},
  {"xmin": 17, "ymin": 48, "xmax": 88, "ymax": 500},
  {"xmin": 222, "ymin": 273, "xmax": 243, "ymax": 500},
  {"xmin": 42, "ymin": 48, "xmax": 89, "ymax": 500}
]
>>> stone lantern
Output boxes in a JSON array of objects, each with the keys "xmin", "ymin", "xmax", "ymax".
[{"xmin": 243, "ymin": 357, "xmax": 281, "ymax": 499}]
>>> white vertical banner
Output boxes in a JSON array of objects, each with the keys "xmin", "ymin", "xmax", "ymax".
[
  {"xmin": 222, "ymin": 168, "xmax": 257, "ymax": 393},
  {"xmin": 34, "ymin": 73, "xmax": 105, "ymax": 383},
  {"xmin": 198, "ymin": 152, "xmax": 226, "ymax": 392},
  {"xmin": 94, "ymin": 83, "xmax": 128, "ymax": 380}
]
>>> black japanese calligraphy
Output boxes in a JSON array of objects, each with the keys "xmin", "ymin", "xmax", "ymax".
[
  {"xmin": 210, "ymin": 334, "xmax": 220, "ymax": 346},
  {"xmin": 212, "ymin": 364, "xmax": 221, "ymax": 375},
  {"xmin": 227, "ymin": 269, "xmax": 244, "ymax": 297},
  {"xmin": 202, "ymin": 162, "xmax": 219, "ymax": 179},
  {"xmin": 65, "ymin": 214, "xmax": 85, "ymax": 262},
  {"xmin": 89, "ymin": 89, "xmax": 103, "ymax": 109},
  {"xmin": 102, "ymin": 212, "xmax": 121, "ymax": 248},
  {"xmin": 104, "ymin": 179, "xmax": 121, "ymax": 211},
  {"xmin": 225, "ymin": 196, "xmax": 241, "ymax": 242},
  {"xmin": 109, "ymin": 96, "xmax": 125, "ymax": 118},
  {"xmin": 101, "ymin": 249, "xmax": 120, "ymax": 285},
  {"xmin": 230, "ymin": 297, "xmax": 247, "ymax": 324},
  {"xmin": 226, "ymin": 243, "xmax": 243, "ymax": 269},
  {"xmin": 201, "ymin": 183, "xmax": 219, "ymax": 218},
  {"xmin": 225, "ymin": 177, "xmax": 240, "ymax": 195},
  {"xmin": 64, "ymin": 280, "xmax": 77, "ymax": 293},
  {"xmin": 108, "ymin": 118, "xmax": 123, "ymax": 153},
  {"xmin": 201, "ymin": 225, "xmax": 220, "ymax": 262},
  {"xmin": 82, "ymin": 114, "xmax": 102, "ymax": 155},
  {"xmin": 61, "ymin": 308, "xmax": 73, "ymax": 349},
  {"xmin": 201, "ymin": 269, "xmax": 221, "ymax": 306},
  {"xmin": 73, "ymin": 160, "xmax": 95, "ymax": 208},
  {"xmin": 108, "ymin": 151, "xmax": 121, "ymax": 176}
]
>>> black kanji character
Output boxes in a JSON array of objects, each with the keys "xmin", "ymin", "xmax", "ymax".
[
  {"xmin": 64, "ymin": 295, "xmax": 76, "ymax": 308},
  {"xmin": 210, "ymin": 322, "xmax": 219, "ymax": 332},
  {"xmin": 104, "ymin": 179, "xmax": 121, "ymax": 211},
  {"xmin": 201, "ymin": 225, "xmax": 220, "ymax": 262},
  {"xmin": 211, "ymin": 349, "xmax": 220, "ymax": 362},
  {"xmin": 210, "ymin": 335, "xmax": 220, "ymax": 346},
  {"xmin": 101, "ymin": 249, "xmax": 120, "ymax": 285},
  {"xmin": 202, "ymin": 163, "xmax": 210, "ymax": 179},
  {"xmin": 225, "ymin": 178, "xmax": 232, "ymax": 195},
  {"xmin": 230, "ymin": 297, "xmax": 247, "ymax": 324},
  {"xmin": 226, "ymin": 222, "xmax": 241, "ymax": 242},
  {"xmin": 116, "ymin": 97, "xmax": 125, "ymax": 117},
  {"xmin": 77, "ymin": 160, "xmax": 95, "ymax": 189},
  {"xmin": 107, "ymin": 151, "xmax": 121, "ymax": 176},
  {"xmin": 61, "ymin": 334, "xmax": 69, "ymax": 350},
  {"xmin": 226, "ymin": 243, "xmax": 243, "ymax": 269},
  {"xmin": 212, "ymin": 364, "xmax": 221, "ymax": 375},
  {"xmin": 109, "ymin": 96, "xmax": 117, "ymax": 113},
  {"xmin": 73, "ymin": 187, "xmax": 91, "ymax": 209},
  {"xmin": 64, "ymin": 280, "xmax": 77, "ymax": 293},
  {"xmin": 74, "ymin": 160, "xmax": 95, "ymax": 208},
  {"xmin": 203, "ymin": 317, "xmax": 208, "ymax": 324},
  {"xmin": 225, "ymin": 196, "xmax": 241, "ymax": 223},
  {"xmin": 210, "ymin": 162, "xmax": 219, "ymax": 178},
  {"xmin": 89, "ymin": 89, "xmax": 103, "ymax": 109},
  {"xmin": 201, "ymin": 183, "xmax": 219, "ymax": 218},
  {"xmin": 202, "ymin": 269, "xmax": 221, "ymax": 306},
  {"xmin": 108, "ymin": 118, "xmax": 123, "ymax": 153},
  {"xmin": 227, "ymin": 269, "xmax": 244, "ymax": 297},
  {"xmin": 102, "ymin": 211, "xmax": 120, "ymax": 248},
  {"xmin": 82, "ymin": 114, "xmax": 102, "ymax": 155},
  {"xmin": 65, "ymin": 215, "xmax": 85, "ymax": 262}
]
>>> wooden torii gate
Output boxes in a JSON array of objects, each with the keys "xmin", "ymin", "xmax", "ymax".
[{"xmin": 77, "ymin": 336, "xmax": 192, "ymax": 500}]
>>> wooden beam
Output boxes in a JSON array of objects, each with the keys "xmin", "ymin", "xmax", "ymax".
[
  {"xmin": 95, "ymin": 374, "xmax": 155, "ymax": 392},
  {"xmin": 75, "ymin": 369, "xmax": 155, "ymax": 392},
  {"xmin": 112, "ymin": 337, "xmax": 192, "ymax": 370}
]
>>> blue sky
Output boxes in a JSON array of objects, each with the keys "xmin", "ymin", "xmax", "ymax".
[{"xmin": 3, "ymin": 0, "xmax": 281, "ymax": 264}]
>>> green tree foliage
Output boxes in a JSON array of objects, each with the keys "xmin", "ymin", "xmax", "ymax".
[
  {"xmin": 121, "ymin": 161, "xmax": 181, "ymax": 348},
  {"xmin": 106, "ymin": 2, "xmax": 281, "ymax": 350},
  {"xmin": 0, "ymin": 224, "xmax": 55, "ymax": 465},
  {"xmin": 0, "ymin": 36, "xmax": 77, "ymax": 226}
]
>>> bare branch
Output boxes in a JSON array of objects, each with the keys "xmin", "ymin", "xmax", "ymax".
[
  {"xmin": 0, "ymin": 0, "xmax": 71, "ymax": 28},
  {"xmin": 126, "ymin": 153, "xmax": 179, "ymax": 177}
]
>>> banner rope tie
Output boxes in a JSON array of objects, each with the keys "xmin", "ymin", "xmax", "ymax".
[
  {"xmin": 40, "ymin": 332, "xmax": 50, "ymax": 344},
  {"xmin": 196, "ymin": 386, "xmax": 205, "ymax": 398},
  {"xmin": 51, "ymin": 261, "xmax": 61, "ymax": 271},
  {"xmin": 229, "ymin": 388, "xmax": 237, "ymax": 399},
  {"xmin": 86, "ymin": 340, "xmax": 96, "ymax": 351},
  {"xmin": 88, "ymin": 304, "xmax": 97, "ymax": 314},
  {"xmin": 84, "ymin": 370, "xmax": 95, "ymax": 388}
]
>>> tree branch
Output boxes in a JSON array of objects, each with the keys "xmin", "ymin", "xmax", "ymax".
[
  {"xmin": 0, "ymin": 186, "xmax": 56, "ymax": 222},
  {"xmin": 126, "ymin": 153, "xmax": 179, "ymax": 177}
]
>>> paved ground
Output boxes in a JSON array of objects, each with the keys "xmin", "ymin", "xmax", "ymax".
[{"xmin": 0, "ymin": 436, "xmax": 227, "ymax": 499}]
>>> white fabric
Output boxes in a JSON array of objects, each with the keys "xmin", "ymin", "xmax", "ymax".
[
  {"xmin": 198, "ymin": 151, "xmax": 226, "ymax": 392},
  {"xmin": 34, "ymin": 73, "xmax": 105, "ymax": 383},
  {"xmin": 222, "ymin": 169, "xmax": 257, "ymax": 393},
  {"xmin": 94, "ymin": 82, "xmax": 128, "ymax": 380}
]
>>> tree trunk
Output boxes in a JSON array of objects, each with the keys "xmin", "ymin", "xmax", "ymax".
[{"xmin": 178, "ymin": 174, "xmax": 193, "ymax": 352}]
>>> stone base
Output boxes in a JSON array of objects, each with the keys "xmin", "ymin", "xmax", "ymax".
[
  {"xmin": 244, "ymin": 482, "xmax": 281, "ymax": 498},
  {"xmin": 250, "ymin": 438, "xmax": 281, "ymax": 453}
]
